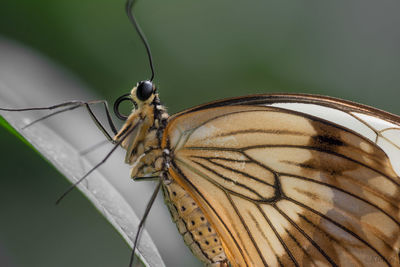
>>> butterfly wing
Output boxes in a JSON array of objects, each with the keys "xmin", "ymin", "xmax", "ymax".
[{"xmin": 162, "ymin": 94, "xmax": 400, "ymax": 267}]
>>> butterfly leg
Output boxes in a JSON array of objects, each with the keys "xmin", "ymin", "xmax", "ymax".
[
  {"xmin": 1, "ymin": 99, "xmax": 118, "ymax": 143},
  {"xmin": 130, "ymin": 149, "xmax": 163, "ymax": 179},
  {"xmin": 81, "ymin": 100, "xmax": 118, "ymax": 142}
]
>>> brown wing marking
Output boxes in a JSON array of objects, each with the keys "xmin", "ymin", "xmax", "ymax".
[
  {"xmin": 282, "ymin": 181, "xmax": 392, "ymax": 266},
  {"xmin": 244, "ymin": 145, "xmax": 400, "ymax": 209},
  {"xmin": 279, "ymin": 173, "xmax": 399, "ymax": 229},
  {"xmin": 273, "ymin": 203, "xmax": 338, "ymax": 266},
  {"xmin": 163, "ymin": 105, "xmax": 400, "ymax": 266}
]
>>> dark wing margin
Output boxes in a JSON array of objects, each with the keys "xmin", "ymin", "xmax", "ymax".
[{"xmin": 172, "ymin": 93, "xmax": 400, "ymax": 126}]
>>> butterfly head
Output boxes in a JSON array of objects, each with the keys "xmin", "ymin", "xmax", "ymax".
[
  {"xmin": 131, "ymin": 80, "xmax": 156, "ymax": 106},
  {"xmin": 113, "ymin": 80, "xmax": 158, "ymax": 121}
]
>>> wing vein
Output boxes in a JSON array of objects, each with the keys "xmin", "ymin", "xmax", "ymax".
[
  {"xmin": 286, "ymin": 196, "xmax": 392, "ymax": 267},
  {"xmin": 191, "ymin": 155, "xmax": 275, "ymax": 188},
  {"xmin": 241, "ymin": 145, "xmax": 400, "ymax": 188},
  {"xmin": 181, "ymin": 109, "xmax": 270, "ymax": 144},
  {"xmin": 225, "ymin": 193, "xmax": 270, "ymax": 267},
  {"xmin": 281, "ymin": 173, "xmax": 400, "ymax": 226},
  {"xmin": 188, "ymin": 159, "xmax": 267, "ymax": 201},
  {"xmin": 256, "ymin": 205, "xmax": 300, "ymax": 267},
  {"xmin": 274, "ymin": 204, "xmax": 338, "ymax": 267}
]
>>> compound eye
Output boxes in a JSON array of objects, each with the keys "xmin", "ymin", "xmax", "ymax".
[{"xmin": 136, "ymin": 80, "xmax": 154, "ymax": 101}]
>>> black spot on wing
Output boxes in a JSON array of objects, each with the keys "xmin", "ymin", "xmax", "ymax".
[{"xmin": 313, "ymin": 135, "xmax": 344, "ymax": 147}]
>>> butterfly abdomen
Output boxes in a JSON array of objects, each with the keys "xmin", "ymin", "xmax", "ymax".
[{"xmin": 162, "ymin": 180, "xmax": 228, "ymax": 266}]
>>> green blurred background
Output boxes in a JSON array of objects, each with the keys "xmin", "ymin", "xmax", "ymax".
[{"xmin": 0, "ymin": 0, "xmax": 399, "ymax": 266}]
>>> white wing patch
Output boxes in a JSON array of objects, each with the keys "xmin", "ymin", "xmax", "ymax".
[{"xmin": 269, "ymin": 103, "xmax": 400, "ymax": 177}]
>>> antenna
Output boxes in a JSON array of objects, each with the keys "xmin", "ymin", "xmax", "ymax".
[{"xmin": 126, "ymin": 0, "xmax": 155, "ymax": 81}]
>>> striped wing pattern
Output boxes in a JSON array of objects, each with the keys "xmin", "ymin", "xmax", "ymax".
[{"xmin": 163, "ymin": 96, "xmax": 400, "ymax": 267}]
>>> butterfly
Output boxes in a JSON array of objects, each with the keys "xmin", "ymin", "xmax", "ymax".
[
  {"xmin": 110, "ymin": 81, "xmax": 400, "ymax": 267},
  {"xmin": 1, "ymin": 0, "xmax": 400, "ymax": 267}
]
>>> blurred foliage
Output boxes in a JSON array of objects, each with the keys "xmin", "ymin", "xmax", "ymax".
[
  {"xmin": 1, "ymin": 0, "xmax": 400, "ymax": 111},
  {"xmin": 0, "ymin": 0, "xmax": 399, "ymax": 266}
]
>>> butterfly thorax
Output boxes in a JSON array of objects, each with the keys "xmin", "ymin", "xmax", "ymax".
[{"xmin": 113, "ymin": 88, "xmax": 169, "ymax": 179}]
